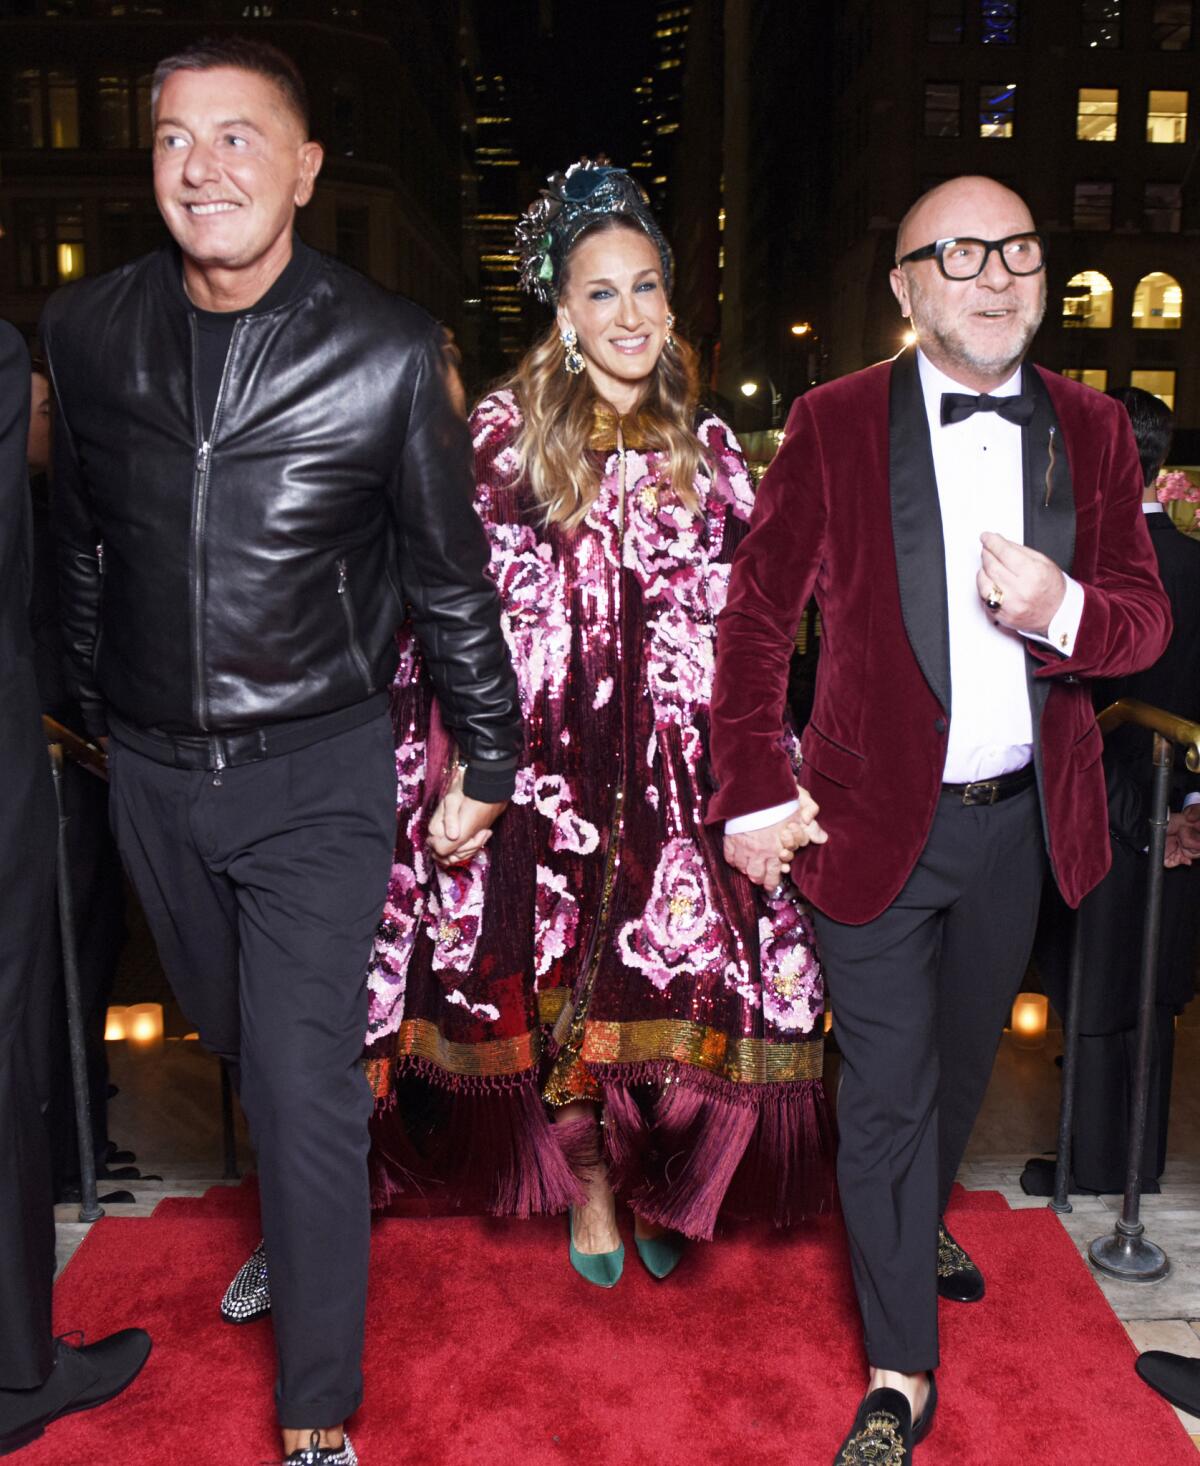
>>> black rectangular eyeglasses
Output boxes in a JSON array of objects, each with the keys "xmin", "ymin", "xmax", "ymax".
[{"xmin": 896, "ymin": 233, "xmax": 1046, "ymax": 280}]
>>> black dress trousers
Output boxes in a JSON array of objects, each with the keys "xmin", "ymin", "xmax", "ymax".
[
  {"xmin": 107, "ymin": 714, "xmax": 396, "ymax": 1427},
  {"xmin": 811, "ymin": 784, "xmax": 1045, "ymax": 1373}
]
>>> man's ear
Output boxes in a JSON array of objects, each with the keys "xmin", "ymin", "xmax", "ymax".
[
  {"xmin": 889, "ymin": 266, "xmax": 912, "ymax": 319},
  {"xmin": 295, "ymin": 140, "xmax": 325, "ymax": 207}
]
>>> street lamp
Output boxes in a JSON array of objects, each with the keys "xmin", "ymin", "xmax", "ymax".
[
  {"xmin": 790, "ymin": 322, "xmax": 812, "ymax": 337},
  {"xmin": 739, "ymin": 377, "xmax": 782, "ymax": 427}
]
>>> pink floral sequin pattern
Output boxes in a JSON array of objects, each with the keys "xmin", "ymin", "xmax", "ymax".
[
  {"xmin": 617, "ymin": 837, "xmax": 733, "ymax": 992},
  {"xmin": 427, "ymin": 853, "xmax": 489, "ymax": 980},
  {"xmin": 488, "ymin": 525, "xmax": 570, "ymax": 715},
  {"xmin": 757, "ymin": 896, "xmax": 824, "ymax": 1034},
  {"xmin": 366, "ymin": 739, "xmax": 430, "ymax": 1041},
  {"xmin": 535, "ymin": 864, "xmax": 580, "ymax": 978}
]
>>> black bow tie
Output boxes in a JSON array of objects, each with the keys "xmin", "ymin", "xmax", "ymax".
[{"xmin": 940, "ymin": 391, "xmax": 1035, "ymax": 427}]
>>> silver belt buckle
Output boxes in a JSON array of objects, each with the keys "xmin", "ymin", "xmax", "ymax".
[{"xmin": 962, "ymin": 779, "xmax": 999, "ymax": 806}]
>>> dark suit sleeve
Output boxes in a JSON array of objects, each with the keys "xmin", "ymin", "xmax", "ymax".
[
  {"xmin": 1031, "ymin": 409, "xmax": 1171, "ymax": 684},
  {"xmin": 707, "ymin": 394, "xmax": 829, "ymax": 822},
  {"xmin": 390, "ymin": 326, "xmax": 521, "ymax": 803},
  {"xmin": 46, "ymin": 381, "xmax": 107, "ymax": 738}
]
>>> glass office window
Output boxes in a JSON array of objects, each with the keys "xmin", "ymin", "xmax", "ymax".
[
  {"xmin": 924, "ymin": 82, "xmax": 961, "ymax": 136},
  {"xmin": 1061, "ymin": 368, "xmax": 1109, "ymax": 390},
  {"xmin": 1073, "ymin": 181, "xmax": 1113, "ymax": 229},
  {"xmin": 1146, "ymin": 90, "xmax": 1187, "ymax": 142},
  {"xmin": 1144, "ymin": 182, "xmax": 1182, "ymax": 232},
  {"xmin": 1077, "ymin": 87, "xmax": 1118, "ymax": 140},
  {"xmin": 1062, "ymin": 270, "xmax": 1114, "ymax": 328},
  {"xmin": 979, "ymin": 82, "xmax": 1016, "ymax": 137},
  {"xmin": 1130, "ymin": 369, "xmax": 1176, "ymax": 409},
  {"xmin": 1081, "ymin": 0, "xmax": 1121, "ymax": 47},
  {"xmin": 1132, "ymin": 272, "xmax": 1183, "ymax": 329}
]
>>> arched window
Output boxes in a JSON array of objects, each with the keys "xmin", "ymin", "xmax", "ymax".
[
  {"xmin": 1062, "ymin": 270, "xmax": 1113, "ymax": 329},
  {"xmin": 1132, "ymin": 271, "xmax": 1183, "ymax": 329}
]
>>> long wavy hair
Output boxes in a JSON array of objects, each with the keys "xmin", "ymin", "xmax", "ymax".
[{"xmin": 502, "ymin": 217, "xmax": 707, "ymax": 528}]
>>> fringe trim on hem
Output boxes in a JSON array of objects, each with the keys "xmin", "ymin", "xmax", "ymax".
[{"xmin": 599, "ymin": 1062, "xmax": 837, "ymax": 1242}]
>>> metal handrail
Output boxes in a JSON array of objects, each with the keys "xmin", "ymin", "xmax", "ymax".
[{"xmin": 1052, "ymin": 697, "xmax": 1200, "ymax": 1285}]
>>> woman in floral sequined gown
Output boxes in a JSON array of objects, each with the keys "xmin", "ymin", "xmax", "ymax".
[{"xmin": 363, "ymin": 162, "xmax": 834, "ymax": 1274}]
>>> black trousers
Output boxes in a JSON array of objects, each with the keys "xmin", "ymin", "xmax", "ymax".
[
  {"xmin": 108, "ymin": 716, "xmax": 396, "ymax": 1426},
  {"xmin": 811, "ymin": 784, "xmax": 1044, "ymax": 1374}
]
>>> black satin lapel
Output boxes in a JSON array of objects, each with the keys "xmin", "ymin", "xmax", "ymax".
[
  {"xmin": 1022, "ymin": 365, "xmax": 1075, "ymax": 733},
  {"xmin": 889, "ymin": 349, "xmax": 951, "ymax": 715},
  {"xmin": 1022, "ymin": 365, "xmax": 1075, "ymax": 574}
]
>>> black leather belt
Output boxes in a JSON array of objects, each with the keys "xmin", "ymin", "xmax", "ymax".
[
  {"xmin": 108, "ymin": 692, "xmax": 388, "ymax": 771},
  {"xmin": 941, "ymin": 763, "xmax": 1036, "ymax": 807}
]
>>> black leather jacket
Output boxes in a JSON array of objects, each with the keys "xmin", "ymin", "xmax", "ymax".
[{"xmin": 41, "ymin": 240, "xmax": 520, "ymax": 800}]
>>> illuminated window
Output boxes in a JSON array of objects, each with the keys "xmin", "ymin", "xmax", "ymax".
[
  {"xmin": 1077, "ymin": 87, "xmax": 1118, "ymax": 140},
  {"xmin": 1130, "ymin": 370, "xmax": 1176, "ymax": 409},
  {"xmin": 1132, "ymin": 272, "xmax": 1183, "ymax": 329},
  {"xmin": 928, "ymin": 0, "xmax": 964, "ymax": 41},
  {"xmin": 979, "ymin": 82, "xmax": 1016, "ymax": 137},
  {"xmin": 982, "ymin": 1, "xmax": 1018, "ymax": 44},
  {"xmin": 1146, "ymin": 90, "xmax": 1187, "ymax": 143},
  {"xmin": 1081, "ymin": 0, "xmax": 1121, "ymax": 47},
  {"xmin": 97, "ymin": 75, "xmax": 131, "ymax": 148},
  {"xmin": 12, "ymin": 68, "xmax": 79, "ymax": 149},
  {"xmin": 1145, "ymin": 182, "xmax": 1182, "ymax": 232},
  {"xmin": 1152, "ymin": 1, "xmax": 1192, "ymax": 48},
  {"xmin": 1062, "ymin": 270, "xmax": 1113, "ymax": 328},
  {"xmin": 14, "ymin": 199, "xmax": 85, "ymax": 287},
  {"xmin": 1073, "ymin": 181, "xmax": 1112, "ymax": 229},
  {"xmin": 1062, "ymin": 368, "xmax": 1109, "ymax": 390},
  {"xmin": 924, "ymin": 82, "xmax": 961, "ymax": 136}
]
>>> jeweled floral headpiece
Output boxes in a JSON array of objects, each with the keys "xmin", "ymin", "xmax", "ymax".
[{"xmin": 514, "ymin": 156, "xmax": 674, "ymax": 306}]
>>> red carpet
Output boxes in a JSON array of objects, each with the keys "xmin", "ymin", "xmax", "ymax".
[{"xmin": 27, "ymin": 1183, "xmax": 1195, "ymax": 1465}]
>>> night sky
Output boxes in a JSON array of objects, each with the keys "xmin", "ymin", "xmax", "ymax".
[{"xmin": 474, "ymin": 0, "xmax": 655, "ymax": 178}]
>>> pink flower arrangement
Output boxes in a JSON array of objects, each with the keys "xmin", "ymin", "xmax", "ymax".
[{"xmin": 1156, "ymin": 469, "xmax": 1200, "ymax": 505}]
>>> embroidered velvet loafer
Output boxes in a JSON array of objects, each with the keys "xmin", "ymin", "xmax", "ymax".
[
  {"xmin": 936, "ymin": 1219, "xmax": 984, "ymax": 1303},
  {"xmin": 281, "ymin": 1429, "xmax": 358, "ymax": 1464},
  {"xmin": 220, "ymin": 1240, "xmax": 271, "ymax": 1323},
  {"xmin": 833, "ymin": 1374, "xmax": 937, "ymax": 1464},
  {"xmin": 0, "ymin": 1329, "xmax": 151, "ymax": 1457}
]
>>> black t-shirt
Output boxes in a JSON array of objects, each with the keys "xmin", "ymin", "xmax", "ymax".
[{"xmin": 189, "ymin": 245, "xmax": 310, "ymax": 437}]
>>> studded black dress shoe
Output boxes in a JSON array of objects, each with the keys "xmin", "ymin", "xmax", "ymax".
[
  {"xmin": 833, "ymin": 1374, "xmax": 937, "ymax": 1463},
  {"xmin": 936, "ymin": 1219, "xmax": 984, "ymax": 1303},
  {"xmin": 0, "ymin": 1329, "xmax": 151, "ymax": 1457},
  {"xmin": 279, "ymin": 1429, "xmax": 358, "ymax": 1464},
  {"xmin": 221, "ymin": 1240, "xmax": 271, "ymax": 1323}
]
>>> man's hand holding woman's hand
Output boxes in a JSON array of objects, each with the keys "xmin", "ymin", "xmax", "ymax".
[
  {"xmin": 723, "ymin": 784, "xmax": 827, "ymax": 890},
  {"xmin": 427, "ymin": 765, "xmax": 508, "ymax": 869}
]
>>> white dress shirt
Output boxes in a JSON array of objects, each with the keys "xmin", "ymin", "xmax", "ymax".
[{"xmin": 726, "ymin": 349, "xmax": 1084, "ymax": 833}]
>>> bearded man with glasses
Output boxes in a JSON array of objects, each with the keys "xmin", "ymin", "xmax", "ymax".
[{"xmin": 710, "ymin": 175, "xmax": 1170, "ymax": 1462}]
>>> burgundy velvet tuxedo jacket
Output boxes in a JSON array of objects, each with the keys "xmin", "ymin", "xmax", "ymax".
[{"xmin": 707, "ymin": 349, "xmax": 1171, "ymax": 925}]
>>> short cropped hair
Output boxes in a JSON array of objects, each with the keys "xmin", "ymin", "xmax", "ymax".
[
  {"xmin": 151, "ymin": 35, "xmax": 310, "ymax": 135},
  {"xmin": 1107, "ymin": 386, "xmax": 1174, "ymax": 488}
]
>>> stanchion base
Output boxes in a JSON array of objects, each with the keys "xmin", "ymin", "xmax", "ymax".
[{"xmin": 1088, "ymin": 1230, "xmax": 1170, "ymax": 1282}]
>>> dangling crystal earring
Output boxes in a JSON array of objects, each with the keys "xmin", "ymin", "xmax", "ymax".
[
  {"xmin": 561, "ymin": 326, "xmax": 584, "ymax": 376},
  {"xmin": 665, "ymin": 311, "xmax": 676, "ymax": 350}
]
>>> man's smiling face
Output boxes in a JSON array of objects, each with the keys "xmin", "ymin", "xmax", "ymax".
[
  {"xmin": 152, "ymin": 65, "xmax": 321, "ymax": 276},
  {"xmin": 889, "ymin": 176, "xmax": 1046, "ymax": 392}
]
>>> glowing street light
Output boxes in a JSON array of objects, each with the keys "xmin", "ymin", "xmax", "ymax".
[
  {"xmin": 790, "ymin": 322, "xmax": 812, "ymax": 337},
  {"xmin": 740, "ymin": 380, "xmax": 759, "ymax": 397}
]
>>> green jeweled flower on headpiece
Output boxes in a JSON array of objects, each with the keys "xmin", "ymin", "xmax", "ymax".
[{"xmin": 515, "ymin": 156, "xmax": 674, "ymax": 306}]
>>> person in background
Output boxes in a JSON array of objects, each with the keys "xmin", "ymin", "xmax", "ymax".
[
  {"xmin": 1024, "ymin": 385, "xmax": 1200, "ymax": 1200},
  {"xmin": 0, "ymin": 322, "xmax": 151, "ymax": 1458},
  {"xmin": 710, "ymin": 176, "xmax": 1171, "ymax": 1462}
]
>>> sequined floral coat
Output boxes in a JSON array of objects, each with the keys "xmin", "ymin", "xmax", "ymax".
[{"xmin": 365, "ymin": 391, "xmax": 833, "ymax": 1238}]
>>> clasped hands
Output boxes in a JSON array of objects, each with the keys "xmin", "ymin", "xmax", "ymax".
[
  {"xmin": 1165, "ymin": 805, "xmax": 1200, "ymax": 869},
  {"xmin": 427, "ymin": 763, "xmax": 508, "ymax": 870},
  {"xmin": 976, "ymin": 531, "xmax": 1065, "ymax": 637},
  {"xmin": 723, "ymin": 784, "xmax": 828, "ymax": 890}
]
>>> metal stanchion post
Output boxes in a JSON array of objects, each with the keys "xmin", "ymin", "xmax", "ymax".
[
  {"xmin": 47, "ymin": 742, "xmax": 104, "ymax": 1225},
  {"xmin": 1088, "ymin": 732, "xmax": 1172, "ymax": 1282},
  {"xmin": 1051, "ymin": 905, "xmax": 1085, "ymax": 1215}
]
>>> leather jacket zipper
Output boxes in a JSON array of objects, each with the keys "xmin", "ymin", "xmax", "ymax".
[
  {"xmin": 188, "ymin": 316, "xmax": 243, "ymax": 732},
  {"xmin": 337, "ymin": 557, "xmax": 374, "ymax": 693}
]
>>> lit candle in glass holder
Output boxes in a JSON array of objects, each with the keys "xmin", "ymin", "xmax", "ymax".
[
  {"xmin": 1010, "ymin": 992, "xmax": 1048, "ymax": 1050},
  {"xmin": 125, "ymin": 1001, "xmax": 164, "ymax": 1050},
  {"xmin": 104, "ymin": 1005, "xmax": 128, "ymax": 1041}
]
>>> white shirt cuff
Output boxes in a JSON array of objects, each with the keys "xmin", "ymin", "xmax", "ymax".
[
  {"xmin": 1022, "ymin": 574, "xmax": 1084, "ymax": 657},
  {"xmin": 1184, "ymin": 793, "xmax": 1200, "ymax": 811},
  {"xmin": 725, "ymin": 799, "xmax": 801, "ymax": 835}
]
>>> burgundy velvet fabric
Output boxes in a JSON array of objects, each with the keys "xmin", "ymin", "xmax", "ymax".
[
  {"xmin": 708, "ymin": 354, "xmax": 1171, "ymax": 923},
  {"xmin": 24, "ymin": 1181, "xmax": 1197, "ymax": 1464}
]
